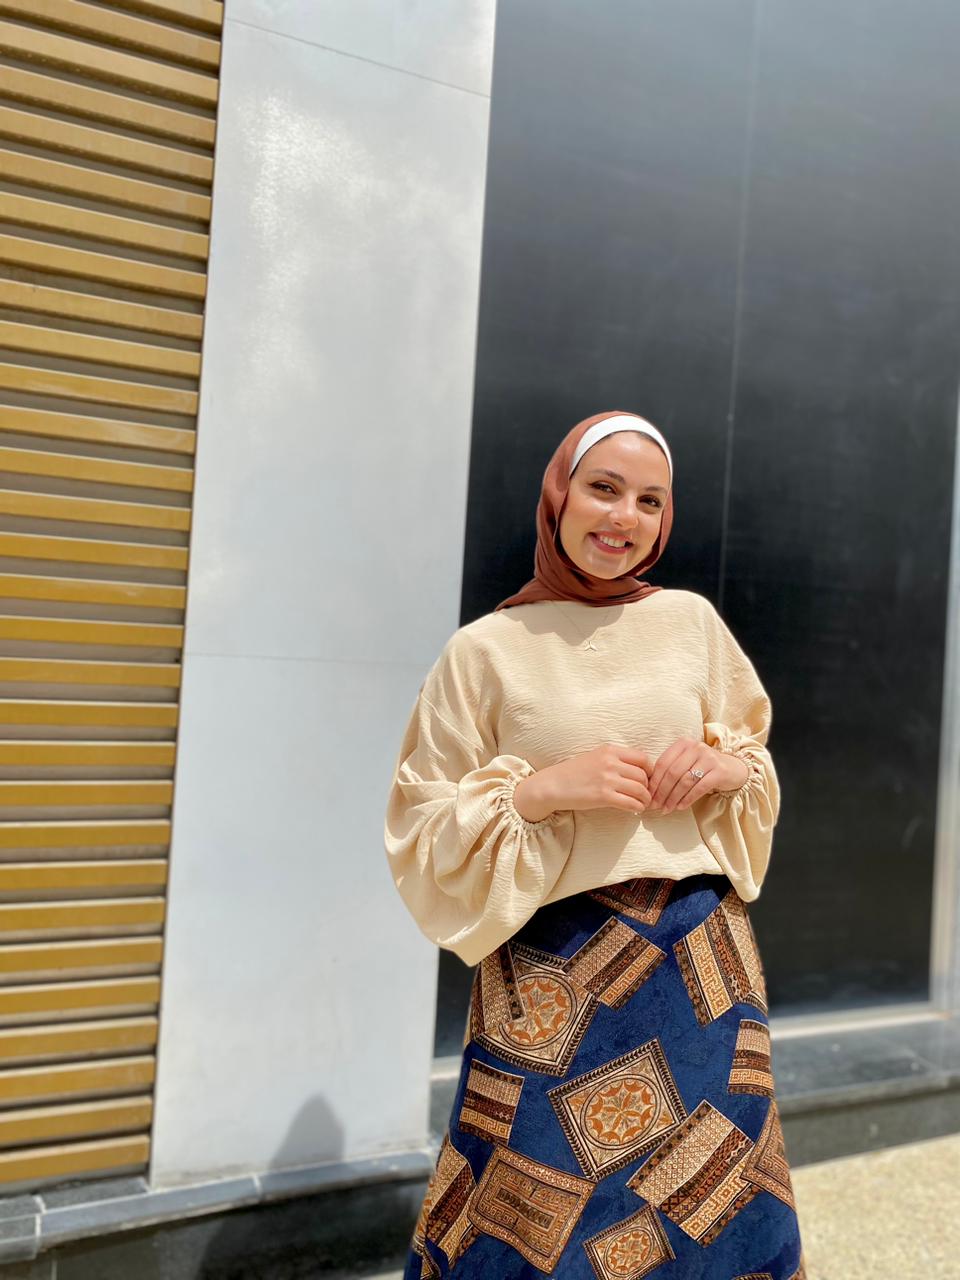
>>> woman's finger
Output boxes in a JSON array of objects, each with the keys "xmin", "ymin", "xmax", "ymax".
[
  {"xmin": 619, "ymin": 748, "xmax": 656, "ymax": 775},
  {"xmin": 646, "ymin": 743, "xmax": 684, "ymax": 802},
  {"xmin": 649, "ymin": 742, "xmax": 699, "ymax": 807},
  {"xmin": 672, "ymin": 772, "xmax": 719, "ymax": 811},
  {"xmin": 616, "ymin": 761, "xmax": 651, "ymax": 787},
  {"xmin": 610, "ymin": 783, "xmax": 651, "ymax": 811},
  {"xmin": 660, "ymin": 752, "xmax": 715, "ymax": 812}
]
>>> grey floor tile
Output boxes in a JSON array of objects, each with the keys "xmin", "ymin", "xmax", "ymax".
[
  {"xmin": 794, "ymin": 1131, "xmax": 960, "ymax": 1279},
  {"xmin": 773, "ymin": 1027, "xmax": 940, "ymax": 1105}
]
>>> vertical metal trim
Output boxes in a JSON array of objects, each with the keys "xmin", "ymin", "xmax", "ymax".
[
  {"xmin": 717, "ymin": 0, "xmax": 764, "ymax": 616},
  {"xmin": 929, "ymin": 391, "xmax": 960, "ymax": 1013}
]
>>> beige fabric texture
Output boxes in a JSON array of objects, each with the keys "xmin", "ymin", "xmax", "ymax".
[{"xmin": 384, "ymin": 589, "xmax": 780, "ymax": 966}]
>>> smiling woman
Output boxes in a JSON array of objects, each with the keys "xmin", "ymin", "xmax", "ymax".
[
  {"xmin": 385, "ymin": 410, "xmax": 805, "ymax": 1279},
  {"xmin": 559, "ymin": 432, "xmax": 671, "ymax": 574}
]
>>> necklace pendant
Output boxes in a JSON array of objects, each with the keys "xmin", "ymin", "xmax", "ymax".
[{"xmin": 584, "ymin": 640, "xmax": 598, "ymax": 652}]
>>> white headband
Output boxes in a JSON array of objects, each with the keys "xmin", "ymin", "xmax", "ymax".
[{"xmin": 569, "ymin": 414, "xmax": 673, "ymax": 483}]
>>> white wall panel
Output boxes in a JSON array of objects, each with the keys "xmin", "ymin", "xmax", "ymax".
[
  {"xmin": 180, "ymin": 20, "xmax": 490, "ymax": 668},
  {"xmin": 154, "ymin": 654, "xmax": 437, "ymax": 1177},
  {"xmin": 152, "ymin": 3, "xmax": 493, "ymax": 1184}
]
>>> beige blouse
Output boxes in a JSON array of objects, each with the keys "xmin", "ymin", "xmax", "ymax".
[{"xmin": 384, "ymin": 589, "xmax": 780, "ymax": 966}]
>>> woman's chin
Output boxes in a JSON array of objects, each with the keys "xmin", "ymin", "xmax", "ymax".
[
  {"xmin": 563, "ymin": 539, "xmax": 647, "ymax": 580},
  {"xmin": 580, "ymin": 558, "xmax": 636, "ymax": 580}
]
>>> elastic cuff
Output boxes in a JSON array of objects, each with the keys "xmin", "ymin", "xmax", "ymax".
[
  {"xmin": 713, "ymin": 745, "xmax": 765, "ymax": 800},
  {"xmin": 500, "ymin": 770, "xmax": 558, "ymax": 832}
]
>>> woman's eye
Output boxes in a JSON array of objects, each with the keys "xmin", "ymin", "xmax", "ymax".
[{"xmin": 590, "ymin": 482, "xmax": 661, "ymax": 508}]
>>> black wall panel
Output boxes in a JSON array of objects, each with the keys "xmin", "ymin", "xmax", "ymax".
[
  {"xmin": 724, "ymin": 0, "xmax": 960, "ymax": 1005},
  {"xmin": 438, "ymin": 0, "xmax": 959, "ymax": 1047},
  {"xmin": 461, "ymin": 0, "xmax": 758, "ymax": 615}
]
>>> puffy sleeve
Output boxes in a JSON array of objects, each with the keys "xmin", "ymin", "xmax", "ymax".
[
  {"xmin": 384, "ymin": 630, "xmax": 577, "ymax": 966},
  {"xmin": 692, "ymin": 600, "xmax": 781, "ymax": 900}
]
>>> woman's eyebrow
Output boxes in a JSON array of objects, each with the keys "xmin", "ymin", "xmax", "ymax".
[{"xmin": 587, "ymin": 467, "xmax": 668, "ymax": 495}]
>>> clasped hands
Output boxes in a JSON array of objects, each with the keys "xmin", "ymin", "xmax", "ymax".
[{"xmin": 512, "ymin": 738, "xmax": 751, "ymax": 825}]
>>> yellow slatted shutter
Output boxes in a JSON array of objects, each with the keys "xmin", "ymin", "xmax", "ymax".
[{"xmin": 0, "ymin": 0, "xmax": 221, "ymax": 1190}]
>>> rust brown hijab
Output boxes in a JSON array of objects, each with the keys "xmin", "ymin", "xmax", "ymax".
[{"xmin": 494, "ymin": 409, "xmax": 674, "ymax": 611}]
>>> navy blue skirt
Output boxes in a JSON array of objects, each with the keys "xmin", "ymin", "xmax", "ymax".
[{"xmin": 405, "ymin": 873, "xmax": 805, "ymax": 1279}]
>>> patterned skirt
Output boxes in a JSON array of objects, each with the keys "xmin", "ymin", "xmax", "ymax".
[{"xmin": 404, "ymin": 873, "xmax": 806, "ymax": 1279}]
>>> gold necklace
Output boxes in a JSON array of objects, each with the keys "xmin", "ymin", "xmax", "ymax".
[{"xmin": 550, "ymin": 601, "xmax": 617, "ymax": 652}]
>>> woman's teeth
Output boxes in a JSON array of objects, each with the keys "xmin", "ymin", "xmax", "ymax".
[{"xmin": 590, "ymin": 533, "xmax": 631, "ymax": 552}]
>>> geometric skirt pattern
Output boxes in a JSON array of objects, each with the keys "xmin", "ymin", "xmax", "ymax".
[{"xmin": 403, "ymin": 873, "xmax": 806, "ymax": 1279}]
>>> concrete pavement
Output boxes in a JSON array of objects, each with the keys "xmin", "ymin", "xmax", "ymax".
[
  {"xmin": 792, "ymin": 1130, "xmax": 960, "ymax": 1278},
  {"xmin": 350, "ymin": 1131, "xmax": 960, "ymax": 1279}
]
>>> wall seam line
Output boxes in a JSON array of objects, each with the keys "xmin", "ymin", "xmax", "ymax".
[{"xmin": 225, "ymin": 16, "xmax": 492, "ymax": 100}]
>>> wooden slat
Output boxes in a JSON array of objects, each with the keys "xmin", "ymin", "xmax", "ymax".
[
  {"xmin": 0, "ymin": 658, "xmax": 181, "ymax": 688},
  {"xmin": 0, "ymin": 820, "xmax": 170, "ymax": 849},
  {"xmin": 0, "ymin": 776, "xmax": 173, "ymax": 803},
  {"xmin": 0, "ymin": 938, "xmax": 162, "ymax": 975},
  {"xmin": 0, "ymin": 149, "xmax": 212, "ymax": 221},
  {"xmin": 0, "ymin": 406, "xmax": 196, "ymax": 455},
  {"xmin": 0, "ymin": 702, "xmax": 179, "ymax": 729},
  {"xmin": 0, "ymin": 445, "xmax": 193, "ymax": 494},
  {"xmin": 0, "ymin": 1017, "xmax": 158, "ymax": 1062},
  {"xmin": 0, "ymin": 1055, "xmax": 155, "ymax": 1105},
  {"xmin": 0, "ymin": 861, "xmax": 168, "ymax": 890},
  {"xmin": 0, "ymin": 911, "xmax": 162, "ymax": 948},
  {"xmin": 0, "ymin": 66, "xmax": 216, "ymax": 147},
  {"xmin": 0, "ymin": 488, "xmax": 192, "ymax": 532},
  {"xmin": 0, "ymin": 449, "xmax": 193, "ymax": 499},
  {"xmin": 0, "ymin": 615, "xmax": 183, "ymax": 648},
  {"xmin": 0, "ymin": 0, "xmax": 221, "ymax": 71},
  {"xmin": 0, "ymin": 780, "xmax": 172, "ymax": 806},
  {"xmin": 0, "ymin": 739, "xmax": 177, "ymax": 765},
  {"xmin": 0, "ymin": 106, "xmax": 214, "ymax": 185},
  {"xmin": 0, "ymin": 1133, "xmax": 149, "ymax": 1182},
  {"xmin": 0, "ymin": 362, "xmax": 197, "ymax": 415},
  {"xmin": 0, "ymin": 320, "xmax": 201, "ymax": 378},
  {"xmin": 0, "ymin": 574, "xmax": 186, "ymax": 610},
  {"xmin": 0, "ymin": 286, "xmax": 200, "ymax": 350},
  {"xmin": 0, "ymin": 1096, "xmax": 152, "ymax": 1147},
  {"xmin": 0, "ymin": 234, "xmax": 206, "ymax": 298},
  {"xmin": 0, "ymin": 281, "xmax": 202, "ymax": 341},
  {"xmin": 0, "ymin": 906, "xmax": 163, "ymax": 936},
  {"xmin": 0, "ymin": 192, "xmax": 209, "ymax": 260},
  {"xmin": 0, "ymin": 20, "xmax": 220, "ymax": 108},
  {"xmin": 0, "ymin": 531, "xmax": 189, "ymax": 571},
  {"xmin": 93, "ymin": 0, "xmax": 222, "ymax": 36},
  {"xmin": 0, "ymin": 977, "xmax": 160, "ymax": 1018}
]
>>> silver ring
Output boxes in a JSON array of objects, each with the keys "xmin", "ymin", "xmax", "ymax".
[{"xmin": 689, "ymin": 767, "xmax": 705, "ymax": 779}]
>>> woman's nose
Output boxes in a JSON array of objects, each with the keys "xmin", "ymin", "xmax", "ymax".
[{"xmin": 610, "ymin": 498, "xmax": 640, "ymax": 529}]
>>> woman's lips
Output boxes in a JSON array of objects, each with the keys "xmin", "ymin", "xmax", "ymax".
[{"xmin": 589, "ymin": 532, "xmax": 631, "ymax": 555}]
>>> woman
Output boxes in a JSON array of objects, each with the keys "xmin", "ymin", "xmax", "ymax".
[{"xmin": 385, "ymin": 410, "xmax": 805, "ymax": 1279}]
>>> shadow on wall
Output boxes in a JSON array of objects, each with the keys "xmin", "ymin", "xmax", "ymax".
[
  {"xmin": 197, "ymin": 1093, "xmax": 350, "ymax": 1277},
  {"xmin": 191, "ymin": 1095, "xmax": 419, "ymax": 1278},
  {"xmin": 266, "ymin": 1091, "xmax": 346, "ymax": 1172},
  {"xmin": 45, "ymin": 1092, "xmax": 391, "ymax": 1280}
]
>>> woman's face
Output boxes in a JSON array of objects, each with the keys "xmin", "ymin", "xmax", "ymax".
[{"xmin": 558, "ymin": 431, "xmax": 671, "ymax": 579}]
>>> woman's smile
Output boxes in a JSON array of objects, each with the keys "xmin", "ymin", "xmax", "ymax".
[{"xmin": 589, "ymin": 531, "xmax": 633, "ymax": 554}]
